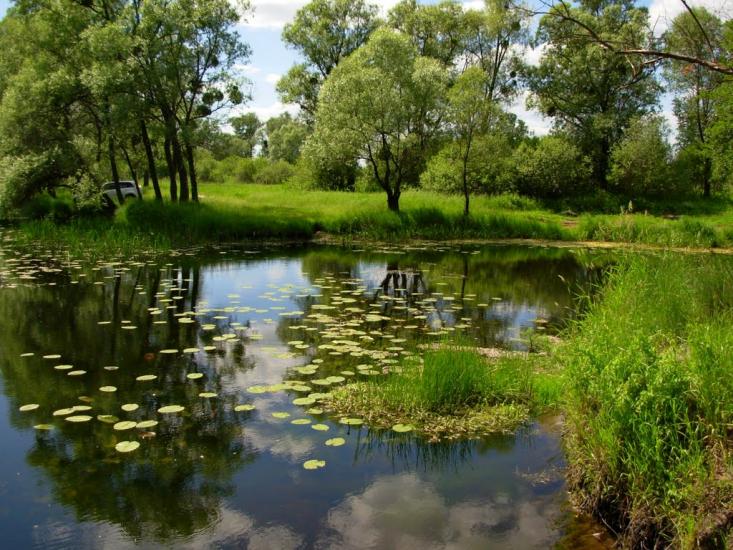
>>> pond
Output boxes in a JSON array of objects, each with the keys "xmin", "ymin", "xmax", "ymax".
[{"xmin": 0, "ymin": 241, "xmax": 615, "ymax": 548}]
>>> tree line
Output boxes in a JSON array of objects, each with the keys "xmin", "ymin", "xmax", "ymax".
[
  {"xmin": 1, "ymin": 0, "xmax": 731, "ymax": 216},
  {"xmin": 0, "ymin": 0, "xmax": 249, "ymax": 209}
]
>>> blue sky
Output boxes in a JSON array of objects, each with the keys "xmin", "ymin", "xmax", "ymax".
[{"xmin": 1, "ymin": 0, "xmax": 726, "ymax": 135}]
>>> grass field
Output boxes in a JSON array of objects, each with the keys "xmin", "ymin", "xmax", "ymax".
[{"xmin": 7, "ymin": 183, "xmax": 733, "ymax": 256}]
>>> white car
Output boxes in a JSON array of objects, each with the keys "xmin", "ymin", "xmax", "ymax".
[{"xmin": 102, "ymin": 181, "xmax": 141, "ymax": 204}]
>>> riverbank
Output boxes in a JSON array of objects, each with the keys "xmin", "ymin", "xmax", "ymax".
[{"xmin": 5, "ymin": 184, "xmax": 733, "ymax": 257}]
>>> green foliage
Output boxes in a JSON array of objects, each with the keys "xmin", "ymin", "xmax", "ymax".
[
  {"xmin": 562, "ymin": 255, "xmax": 733, "ymax": 546},
  {"xmin": 265, "ymin": 115, "xmax": 309, "ymax": 163},
  {"xmin": 514, "ymin": 135, "xmax": 592, "ymax": 198},
  {"xmin": 254, "ymin": 160, "xmax": 296, "ymax": 185},
  {"xmin": 525, "ymin": 0, "xmax": 659, "ymax": 187},
  {"xmin": 309, "ymin": 28, "xmax": 449, "ymax": 211},
  {"xmin": 421, "ymin": 134, "xmax": 515, "ymax": 195},
  {"xmin": 278, "ymin": 0, "xmax": 379, "ymax": 121},
  {"xmin": 608, "ymin": 115, "xmax": 673, "ymax": 196}
]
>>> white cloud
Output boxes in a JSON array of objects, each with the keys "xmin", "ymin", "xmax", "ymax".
[
  {"xmin": 235, "ymin": 63, "xmax": 262, "ymax": 77},
  {"xmin": 317, "ymin": 473, "xmax": 564, "ymax": 549},
  {"xmin": 265, "ymin": 73, "xmax": 282, "ymax": 85},
  {"xmin": 509, "ymin": 91, "xmax": 551, "ymax": 136},
  {"xmin": 648, "ymin": 0, "xmax": 733, "ymax": 35}
]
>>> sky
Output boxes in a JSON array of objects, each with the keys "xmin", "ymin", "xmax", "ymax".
[{"xmin": 1, "ymin": 0, "xmax": 730, "ymax": 136}]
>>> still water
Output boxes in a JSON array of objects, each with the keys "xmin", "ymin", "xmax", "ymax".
[{"xmin": 0, "ymin": 241, "xmax": 614, "ymax": 549}]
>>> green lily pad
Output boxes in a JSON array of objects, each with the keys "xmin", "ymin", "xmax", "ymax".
[
  {"xmin": 307, "ymin": 407, "xmax": 324, "ymax": 415},
  {"xmin": 34, "ymin": 424, "xmax": 54, "ymax": 430},
  {"xmin": 99, "ymin": 386, "xmax": 117, "ymax": 393},
  {"xmin": 136, "ymin": 420, "xmax": 159, "ymax": 429},
  {"xmin": 187, "ymin": 373, "xmax": 204, "ymax": 380},
  {"xmin": 53, "ymin": 408, "xmax": 75, "ymax": 416},
  {"xmin": 234, "ymin": 404, "xmax": 255, "ymax": 412},
  {"xmin": 68, "ymin": 370, "xmax": 87, "ymax": 376},
  {"xmin": 113, "ymin": 421, "xmax": 137, "ymax": 431},
  {"xmin": 199, "ymin": 392, "xmax": 217, "ymax": 399},
  {"xmin": 392, "ymin": 423, "xmax": 414, "ymax": 433},
  {"xmin": 291, "ymin": 419, "xmax": 312, "ymax": 425},
  {"xmin": 311, "ymin": 424, "xmax": 329, "ymax": 431},
  {"xmin": 158, "ymin": 405, "xmax": 185, "ymax": 414},
  {"xmin": 115, "ymin": 441, "xmax": 140, "ymax": 453},
  {"xmin": 303, "ymin": 459, "xmax": 326, "ymax": 470},
  {"xmin": 136, "ymin": 375, "xmax": 157, "ymax": 382},
  {"xmin": 340, "ymin": 418, "xmax": 364, "ymax": 426},
  {"xmin": 325, "ymin": 437, "xmax": 346, "ymax": 447},
  {"xmin": 121, "ymin": 404, "xmax": 139, "ymax": 412},
  {"xmin": 293, "ymin": 397, "xmax": 316, "ymax": 406},
  {"xmin": 19, "ymin": 404, "xmax": 39, "ymax": 412},
  {"xmin": 97, "ymin": 415, "xmax": 119, "ymax": 424},
  {"xmin": 271, "ymin": 412, "xmax": 291, "ymax": 419},
  {"xmin": 66, "ymin": 415, "xmax": 93, "ymax": 423}
]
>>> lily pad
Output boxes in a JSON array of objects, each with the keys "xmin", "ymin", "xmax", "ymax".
[
  {"xmin": 136, "ymin": 420, "xmax": 159, "ymax": 429},
  {"xmin": 19, "ymin": 404, "xmax": 40, "ymax": 412},
  {"xmin": 187, "ymin": 373, "xmax": 204, "ymax": 380},
  {"xmin": 291, "ymin": 418, "xmax": 312, "ymax": 425},
  {"xmin": 34, "ymin": 424, "xmax": 54, "ymax": 431},
  {"xmin": 66, "ymin": 415, "xmax": 93, "ymax": 423},
  {"xmin": 392, "ymin": 424, "xmax": 414, "ymax": 433},
  {"xmin": 97, "ymin": 415, "xmax": 119, "ymax": 424},
  {"xmin": 271, "ymin": 412, "xmax": 291, "ymax": 419},
  {"xmin": 199, "ymin": 392, "xmax": 217, "ymax": 399},
  {"xmin": 113, "ymin": 421, "xmax": 137, "ymax": 431},
  {"xmin": 234, "ymin": 404, "xmax": 255, "ymax": 412},
  {"xmin": 136, "ymin": 375, "xmax": 157, "ymax": 382},
  {"xmin": 325, "ymin": 438, "xmax": 346, "ymax": 447},
  {"xmin": 53, "ymin": 408, "xmax": 75, "ymax": 417},
  {"xmin": 115, "ymin": 441, "xmax": 140, "ymax": 453},
  {"xmin": 158, "ymin": 405, "xmax": 185, "ymax": 414},
  {"xmin": 99, "ymin": 386, "xmax": 117, "ymax": 393},
  {"xmin": 340, "ymin": 418, "xmax": 364, "ymax": 426},
  {"xmin": 303, "ymin": 459, "xmax": 326, "ymax": 470},
  {"xmin": 311, "ymin": 424, "xmax": 329, "ymax": 431},
  {"xmin": 121, "ymin": 404, "xmax": 139, "ymax": 412},
  {"xmin": 293, "ymin": 397, "xmax": 316, "ymax": 406}
]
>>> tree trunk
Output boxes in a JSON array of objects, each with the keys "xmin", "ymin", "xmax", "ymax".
[
  {"xmin": 121, "ymin": 145, "xmax": 142, "ymax": 200},
  {"xmin": 703, "ymin": 157, "xmax": 712, "ymax": 198},
  {"xmin": 387, "ymin": 191, "xmax": 400, "ymax": 213},
  {"xmin": 172, "ymin": 134, "xmax": 189, "ymax": 202},
  {"xmin": 462, "ymin": 153, "xmax": 470, "ymax": 217},
  {"xmin": 108, "ymin": 135, "xmax": 124, "ymax": 205},
  {"xmin": 164, "ymin": 136, "xmax": 177, "ymax": 202},
  {"xmin": 185, "ymin": 142, "xmax": 198, "ymax": 202},
  {"xmin": 141, "ymin": 120, "xmax": 163, "ymax": 201}
]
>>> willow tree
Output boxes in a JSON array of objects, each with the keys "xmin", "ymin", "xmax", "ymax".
[{"xmin": 307, "ymin": 29, "xmax": 448, "ymax": 213}]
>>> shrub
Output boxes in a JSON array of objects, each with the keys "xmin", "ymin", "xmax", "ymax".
[
  {"xmin": 254, "ymin": 160, "xmax": 296, "ymax": 185},
  {"xmin": 420, "ymin": 133, "xmax": 516, "ymax": 195},
  {"xmin": 513, "ymin": 135, "xmax": 592, "ymax": 198},
  {"xmin": 608, "ymin": 115, "xmax": 674, "ymax": 196},
  {"xmin": 213, "ymin": 156, "xmax": 268, "ymax": 184}
]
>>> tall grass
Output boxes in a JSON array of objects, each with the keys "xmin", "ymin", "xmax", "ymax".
[
  {"xmin": 327, "ymin": 347, "xmax": 563, "ymax": 438},
  {"xmin": 561, "ymin": 254, "xmax": 733, "ymax": 547}
]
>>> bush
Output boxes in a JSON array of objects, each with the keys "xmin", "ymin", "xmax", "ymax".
[
  {"xmin": 213, "ymin": 156, "xmax": 268, "ymax": 184},
  {"xmin": 254, "ymin": 160, "xmax": 296, "ymax": 185},
  {"xmin": 421, "ymin": 133, "xmax": 516, "ymax": 195},
  {"xmin": 608, "ymin": 115, "xmax": 674, "ymax": 196},
  {"xmin": 513, "ymin": 135, "xmax": 592, "ymax": 198}
]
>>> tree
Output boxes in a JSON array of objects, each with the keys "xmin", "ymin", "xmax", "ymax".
[
  {"xmin": 230, "ymin": 112, "xmax": 261, "ymax": 157},
  {"xmin": 445, "ymin": 67, "xmax": 497, "ymax": 215},
  {"xmin": 514, "ymin": 135, "xmax": 592, "ymax": 198},
  {"xmin": 387, "ymin": 0, "xmax": 467, "ymax": 68},
  {"xmin": 278, "ymin": 0, "xmax": 379, "ymax": 123},
  {"xmin": 308, "ymin": 28, "xmax": 449, "ymax": 212},
  {"xmin": 608, "ymin": 115, "xmax": 673, "ymax": 196},
  {"xmin": 664, "ymin": 8, "xmax": 724, "ymax": 197},
  {"xmin": 524, "ymin": 0, "xmax": 659, "ymax": 189},
  {"xmin": 264, "ymin": 115, "xmax": 309, "ymax": 164}
]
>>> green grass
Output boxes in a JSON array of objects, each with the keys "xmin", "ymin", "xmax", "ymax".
[
  {"xmin": 7, "ymin": 183, "xmax": 733, "ymax": 255},
  {"xmin": 326, "ymin": 347, "xmax": 563, "ymax": 440},
  {"xmin": 560, "ymin": 254, "xmax": 733, "ymax": 547}
]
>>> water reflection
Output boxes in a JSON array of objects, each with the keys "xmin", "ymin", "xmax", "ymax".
[{"xmin": 0, "ymin": 242, "xmax": 614, "ymax": 547}]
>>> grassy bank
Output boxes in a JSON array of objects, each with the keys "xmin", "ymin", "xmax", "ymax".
[
  {"xmin": 6, "ymin": 184, "xmax": 733, "ymax": 254},
  {"xmin": 561, "ymin": 255, "xmax": 733, "ymax": 547},
  {"xmin": 325, "ymin": 347, "xmax": 563, "ymax": 441}
]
